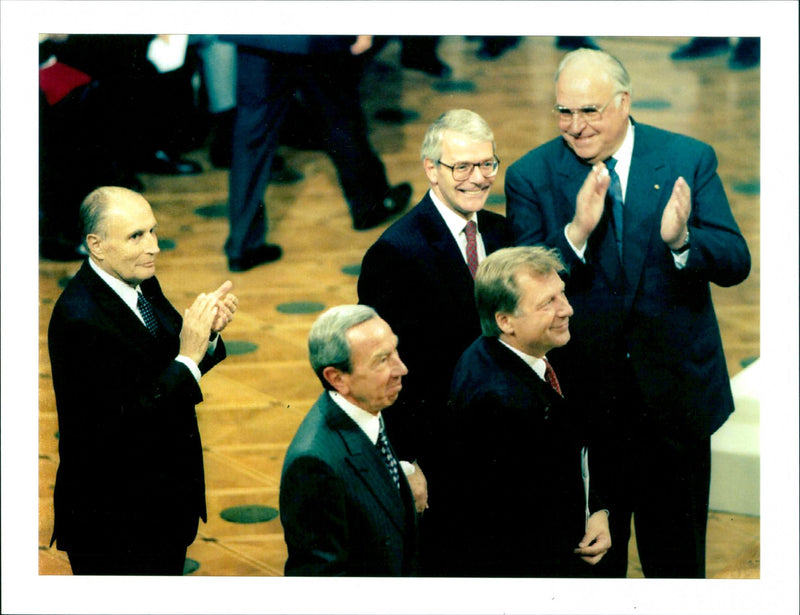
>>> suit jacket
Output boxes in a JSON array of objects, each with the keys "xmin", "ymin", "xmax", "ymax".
[
  {"xmin": 505, "ymin": 122, "xmax": 751, "ymax": 440},
  {"xmin": 357, "ymin": 193, "xmax": 512, "ymax": 469},
  {"xmin": 279, "ymin": 392, "xmax": 418, "ymax": 576},
  {"xmin": 47, "ymin": 260, "xmax": 225, "ymax": 552},
  {"xmin": 442, "ymin": 337, "xmax": 600, "ymax": 577}
]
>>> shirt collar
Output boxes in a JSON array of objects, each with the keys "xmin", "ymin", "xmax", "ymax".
[
  {"xmin": 329, "ymin": 391, "xmax": 382, "ymax": 444},
  {"xmin": 610, "ymin": 118, "xmax": 635, "ymax": 168},
  {"xmin": 498, "ymin": 338, "xmax": 547, "ymax": 381},
  {"xmin": 88, "ymin": 256, "xmax": 142, "ymax": 312},
  {"xmin": 429, "ymin": 188, "xmax": 479, "ymax": 237}
]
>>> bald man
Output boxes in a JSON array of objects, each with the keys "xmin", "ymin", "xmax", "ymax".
[
  {"xmin": 505, "ymin": 48, "xmax": 750, "ymax": 578},
  {"xmin": 48, "ymin": 186, "xmax": 237, "ymax": 575}
]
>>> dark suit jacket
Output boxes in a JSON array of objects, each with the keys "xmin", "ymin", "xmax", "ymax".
[
  {"xmin": 442, "ymin": 337, "xmax": 600, "ymax": 577},
  {"xmin": 505, "ymin": 122, "xmax": 751, "ymax": 440},
  {"xmin": 279, "ymin": 393, "xmax": 418, "ymax": 576},
  {"xmin": 357, "ymin": 193, "xmax": 512, "ymax": 470},
  {"xmin": 47, "ymin": 260, "xmax": 225, "ymax": 552}
]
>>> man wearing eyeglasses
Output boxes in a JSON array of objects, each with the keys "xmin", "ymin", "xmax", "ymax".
[
  {"xmin": 505, "ymin": 48, "xmax": 751, "ymax": 578},
  {"xmin": 357, "ymin": 109, "xmax": 512, "ymax": 575}
]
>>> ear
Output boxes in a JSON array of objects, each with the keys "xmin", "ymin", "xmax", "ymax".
[
  {"xmin": 496, "ymin": 311, "xmax": 514, "ymax": 336},
  {"xmin": 322, "ymin": 366, "xmax": 349, "ymax": 395},
  {"xmin": 86, "ymin": 233, "xmax": 104, "ymax": 259},
  {"xmin": 423, "ymin": 158, "xmax": 438, "ymax": 184}
]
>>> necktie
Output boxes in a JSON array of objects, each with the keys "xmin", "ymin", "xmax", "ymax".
[
  {"xmin": 543, "ymin": 359, "xmax": 563, "ymax": 397},
  {"xmin": 137, "ymin": 291, "xmax": 161, "ymax": 337},
  {"xmin": 464, "ymin": 220, "xmax": 479, "ymax": 278},
  {"xmin": 606, "ymin": 157, "xmax": 624, "ymax": 258},
  {"xmin": 377, "ymin": 418, "xmax": 400, "ymax": 489}
]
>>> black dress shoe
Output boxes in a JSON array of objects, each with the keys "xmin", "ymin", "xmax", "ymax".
[
  {"xmin": 228, "ymin": 243, "xmax": 283, "ymax": 272},
  {"xmin": 555, "ymin": 36, "xmax": 599, "ymax": 51},
  {"xmin": 400, "ymin": 55, "xmax": 452, "ymax": 79},
  {"xmin": 40, "ymin": 239, "xmax": 88, "ymax": 262},
  {"xmin": 670, "ymin": 37, "xmax": 730, "ymax": 60},
  {"xmin": 139, "ymin": 150, "xmax": 203, "ymax": 175},
  {"xmin": 729, "ymin": 38, "xmax": 760, "ymax": 70},
  {"xmin": 353, "ymin": 183, "xmax": 412, "ymax": 231}
]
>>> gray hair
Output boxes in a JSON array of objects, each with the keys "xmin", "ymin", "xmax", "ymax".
[
  {"xmin": 555, "ymin": 48, "xmax": 632, "ymax": 98},
  {"xmin": 79, "ymin": 186, "xmax": 142, "ymax": 245},
  {"xmin": 420, "ymin": 109, "xmax": 495, "ymax": 162},
  {"xmin": 475, "ymin": 246, "xmax": 566, "ymax": 337},
  {"xmin": 308, "ymin": 304, "xmax": 379, "ymax": 390}
]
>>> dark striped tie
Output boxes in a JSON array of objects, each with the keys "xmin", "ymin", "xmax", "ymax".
[
  {"xmin": 137, "ymin": 291, "xmax": 161, "ymax": 337},
  {"xmin": 377, "ymin": 418, "xmax": 400, "ymax": 489},
  {"xmin": 606, "ymin": 157, "xmax": 624, "ymax": 258}
]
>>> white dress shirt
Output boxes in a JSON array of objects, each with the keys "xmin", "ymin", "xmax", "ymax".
[
  {"xmin": 329, "ymin": 391, "xmax": 415, "ymax": 476},
  {"xmin": 564, "ymin": 120, "xmax": 689, "ymax": 269},
  {"xmin": 87, "ymin": 257, "xmax": 209, "ymax": 382},
  {"xmin": 429, "ymin": 189, "xmax": 488, "ymax": 266}
]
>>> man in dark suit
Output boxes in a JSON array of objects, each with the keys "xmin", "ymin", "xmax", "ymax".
[
  {"xmin": 48, "ymin": 186, "xmax": 237, "ymax": 575},
  {"xmin": 442, "ymin": 246, "xmax": 611, "ymax": 577},
  {"xmin": 279, "ymin": 305, "xmax": 417, "ymax": 576},
  {"xmin": 223, "ymin": 35, "xmax": 412, "ymax": 272},
  {"xmin": 357, "ymin": 109, "xmax": 512, "ymax": 574},
  {"xmin": 505, "ymin": 48, "xmax": 751, "ymax": 577}
]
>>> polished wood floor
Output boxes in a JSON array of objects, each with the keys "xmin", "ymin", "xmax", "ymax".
[{"xmin": 38, "ymin": 36, "xmax": 760, "ymax": 578}]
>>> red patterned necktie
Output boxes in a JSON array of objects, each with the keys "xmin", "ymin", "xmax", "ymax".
[
  {"xmin": 543, "ymin": 359, "xmax": 563, "ymax": 397},
  {"xmin": 464, "ymin": 220, "xmax": 479, "ymax": 278}
]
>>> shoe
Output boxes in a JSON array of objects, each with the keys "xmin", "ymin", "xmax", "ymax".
[
  {"xmin": 670, "ymin": 37, "xmax": 730, "ymax": 60},
  {"xmin": 353, "ymin": 183, "xmax": 412, "ymax": 231},
  {"xmin": 228, "ymin": 243, "xmax": 283, "ymax": 272},
  {"xmin": 729, "ymin": 38, "xmax": 760, "ymax": 70},
  {"xmin": 477, "ymin": 37, "xmax": 521, "ymax": 60},
  {"xmin": 40, "ymin": 239, "xmax": 88, "ymax": 261},
  {"xmin": 555, "ymin": 37, "xmax": 599, "ymax": 51},
  {"xmin": 270, "ymin": 155, "xmax": 305, "ymax": 185},
  {"xmin": 139, "ymin": 150, "xmax": 203, "ymax": 175},
  {"xmin": 400, "ymin": 55, "xmax": 452, "ymax": 78}
]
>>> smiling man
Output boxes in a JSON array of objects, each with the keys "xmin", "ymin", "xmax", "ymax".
[
  {"xmin": 440, "ymin": 246, "xmax": 610, "ymax": 577},
  {"xmin": 357, "ymin": 109, "xmax": 512, "ymax": 575},
  {"xmin": 47, "ymin": 186, "xmax": 237, "ymax": 575},
  {"xmin": 280, "ymin": 305, "xmax": 417, "ymax": 576},
  {"xmin": 504, "ymin": 48, "xmax": 751, "ymax": 578}
]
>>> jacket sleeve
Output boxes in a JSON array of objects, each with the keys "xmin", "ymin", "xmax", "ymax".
[{"xmin": 679, "ymin": 142, "xmax": 751, "ymax": 287}]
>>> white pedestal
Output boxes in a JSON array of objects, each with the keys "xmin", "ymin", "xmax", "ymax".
[{"xmin": 709, "ymin": 359, "xmax": 760, "ymax": 516}]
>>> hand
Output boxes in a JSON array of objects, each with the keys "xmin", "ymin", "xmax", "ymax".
[
  {"xmin": 406, "ymin": 462, "xmax": 429, "ymax": 513},
  {"xmin": 574, "ymin": 510, "xmax": 612, "ymax": 565},
  {"xmin": 567, "ymin": 163, "xmax": 612, "ymax": 250},
  {"xmin": 661, "ymin": 176, "xmax": 692, "ymax": 249},
  {"xmin": 208, "ymin": 280, "xmax": 237, "ymax": 334},
  {"xmin": 350, "ymin": 35, "xmax": 374, "ymax": 56},
  {"xmin": 179, "ymin": 292, "xmax": 221, "ymax": 364}
]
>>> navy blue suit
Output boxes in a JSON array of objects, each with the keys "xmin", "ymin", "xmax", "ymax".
[
  {"xmin": 280, "ymin": 393, "xmax": 418, "ymax": 576},
  {"xmin": 505, "ymin": 121, "xmax": 751, "ymax": 577},
  {"xmin": 48, "ymin": 261, "xmax": 226, "ymax": 573},
  {"xmin": 442, "ymin": 336, "xmax": 602, "ymax": 577},
  {"xmin": 357, "ymin": 193, "xmax": 512, "ymax": 574}
]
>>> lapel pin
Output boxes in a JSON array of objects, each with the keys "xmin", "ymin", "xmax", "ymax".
[{"xmin": 654, "ymin": 184, "xmax": 660, "ymax": 190}]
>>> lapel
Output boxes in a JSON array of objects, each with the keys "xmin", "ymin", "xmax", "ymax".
[
  {"xmin": 622, "ymin": 123, "xmax": 670, "ymax": 309},
  {"xmin": 320, "ymin": 395, "xmax": 408, "ymax": 532},
  {"xmin": 555, "ymin": 144, "xmax": 624, "ymax": 291},
  {"xmin": 484, "ymin": 338, "xmax": 563, "ymax": 417},
  {"xmin": 78, "ymin": 261, "xmax": 178, "ymax": 355},
  {"xmin": 416, "ymin": 196, "xmax": 476, "ymax": 294}
]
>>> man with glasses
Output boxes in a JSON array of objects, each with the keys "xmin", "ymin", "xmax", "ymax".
[
  {"xmin": 357, "ymin": 109, "xmax": 512, "ymax": 575},
  {"xmin": 505, "ymin": 48, "xmax": 751, "ymax": 578}
]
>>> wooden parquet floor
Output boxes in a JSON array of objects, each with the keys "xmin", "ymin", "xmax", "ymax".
[{"xmin": 23, "ymin": 32, "xmax": 788, "ymax": 615}]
